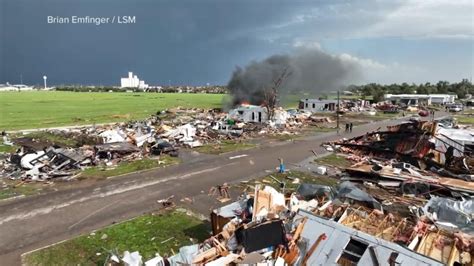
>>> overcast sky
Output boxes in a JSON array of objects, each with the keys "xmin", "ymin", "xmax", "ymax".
[{"xmin": 1, "ymin": 0, "xmax": 473, "ymax": 86}]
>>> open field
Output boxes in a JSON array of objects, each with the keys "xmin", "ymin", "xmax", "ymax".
[
  {"xmin": 22, "ymin": 209, "xmax": 210, "ymax": 265},
  {"xmin": 0, "ymin": 91, "xmax": 226, "ymax": 130}
]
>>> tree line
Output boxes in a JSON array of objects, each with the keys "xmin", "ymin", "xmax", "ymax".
[{"xmin": 347, "ymin": 79, "xmax": 473, "ymax": 102}]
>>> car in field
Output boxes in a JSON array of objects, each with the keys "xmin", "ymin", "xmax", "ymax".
[{"xmin": 447, "ymin": 104, "xmax": 463, "ymax": 112}]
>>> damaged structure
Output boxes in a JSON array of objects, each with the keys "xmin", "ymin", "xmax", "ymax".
[
  {"xmin": 120, "ymin": 119, "xmax": 472, "ymax": 265},
  {"xmin": 1, "ymin": 104, "xmax": 340, "ymax": 182},
  {"xmin": 112, "ymin": 173, "xmax": 473, "ymax": 265}
]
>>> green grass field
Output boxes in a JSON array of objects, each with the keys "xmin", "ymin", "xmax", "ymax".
[{"xmin": 0, "ymin": 91, "xmax": 226, "ymax": 130}]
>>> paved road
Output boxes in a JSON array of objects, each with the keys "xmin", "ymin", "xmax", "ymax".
[{"xmin": 0, "ymin": 114, "xmax": 446, "ymax": 265}]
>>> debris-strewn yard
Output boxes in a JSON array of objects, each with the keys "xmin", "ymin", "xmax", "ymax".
[
  {"xmin": 113, "ymin": 118, "xmax": 469, "ymax": 266},
  {"xmin": 0, "ymin": 92, "xmax": 226, "ymax": 130},
  {"xmin": 0, "ymin": 144, "xmax": 18, "ymax": 153},
  {"xmin": 22, "ymin": 209, "xmax": 210, "ymax": 266},
  {"xmin": 193, "ymin": 140, "xmax": 256, "ymax": 154},
  {"xmin": 239, "ymin": 170, "xmax": 339, "ymax": 192},
  {"xmin": 0, "ymin": 180, "xmax": 41, "ymax": 200},
  {"xmin": 21, "ymin": 118, "xmax": 474, "ymax": 265},
  {"xmin": 78, "ymin": 156, "xmax": 180, "ymax": 180},
  {"xmin": 455, "ymin": 114, "xmax": 474, "ymax": 125},
  {"xmin": 314, "ymin": 153, "xmax": 352, "ymax": 168}
]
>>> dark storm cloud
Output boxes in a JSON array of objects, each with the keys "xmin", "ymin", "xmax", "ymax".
[
  {"xmin": 2, "ymin": 0, "xmax": 469, "ymax": 86},
  {"xmin": 0, "ymin": 0, "xmax": 312, "ymax": 85}
]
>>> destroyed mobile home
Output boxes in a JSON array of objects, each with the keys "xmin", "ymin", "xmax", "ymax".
[
  {"xmin": 102, "ymin": 121, "xmax": 473, "ymax": 266},
  {"xmin": 1, "ymin": 106, "xmax": 335, "ymax": 181},
  {"xmin": 110, "ymin": 182, "xmax": 473, "ymax": 265}
]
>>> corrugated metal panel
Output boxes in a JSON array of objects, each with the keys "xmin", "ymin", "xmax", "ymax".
[{"xmin": 295, "ymin": 210, "xmax": 443, "ymax": 266}]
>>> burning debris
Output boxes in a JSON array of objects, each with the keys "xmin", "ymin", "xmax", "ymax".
[{"xmin": 227, "ymin": 48, "xmax": 361, "ymax": 108}]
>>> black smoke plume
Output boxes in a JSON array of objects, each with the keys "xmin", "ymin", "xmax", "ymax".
[{"xmin": 227, "ymin": 48, "xmax": 361, "ymax": 106}]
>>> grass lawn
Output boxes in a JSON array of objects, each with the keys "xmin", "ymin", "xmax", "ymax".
[
  {"xmin": 0, "ymin": 91, "xmax": 226, "ymax": 130},
  {"xmin": 0, "ymin": 144, "xmax": 18, "ymax": 153},
  {"xmin": 194, "ymin": 140, "xmax": 256, "ymax": 155},
  {"xmin": 455, "ymin": 115, "xmax": 474, "ymax": 125},
  {"xmin": 314, "ymin": 153, "xmax": 351, "ymax": 168},
  {"xmin": 0, "ymin": 179, "xmax": 44, "ymax": 200},
  {"xmin": 22, "ymin": 209, "xmax": 210, "ymax": 266},
  {"xmin": 79, "ymin": 156, "xmax": 180, "ymax": 180}
]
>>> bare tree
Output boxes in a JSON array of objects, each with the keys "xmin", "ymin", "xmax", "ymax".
[{"xmin": 263, "ymin": 68, "xmax": 292, "ymax": 120}]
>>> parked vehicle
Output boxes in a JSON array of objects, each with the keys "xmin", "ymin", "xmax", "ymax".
[{"xmin": 447, "ymin": 104, "xmax": 463, "ymax": 112}]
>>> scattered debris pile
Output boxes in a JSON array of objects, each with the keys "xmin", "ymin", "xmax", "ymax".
[
  {"xmin": 109, "ymin": 174, "xmax": 473, "ymax": 265},
  {"xmin": 111, "ymin": 120, "xmax": 471, "ymax": 265},
  {"xmin": 324, "ymin": 119, "xmax": 473, "ymax": 180},
  {"xmin": 1, "ymin": 107, "xmax": 339, "ymax": 182}
]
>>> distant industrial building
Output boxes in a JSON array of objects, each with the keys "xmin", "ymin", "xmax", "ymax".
[
  {"xmin": 120, "ymin": 72, "xmax": 148, "ymax": 89},
  {"xmin": 384, "ymin": 94, "xmax": 457, "ymax": 106}
]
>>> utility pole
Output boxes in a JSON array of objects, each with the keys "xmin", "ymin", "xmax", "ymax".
[{"xmin": 336, "ymin": 90, "xmax": 340, "ymax": 135}]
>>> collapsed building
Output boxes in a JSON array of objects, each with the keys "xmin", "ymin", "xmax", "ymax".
[
  {"xmin": 104, "ymin": 120, "xmax": 473, "ymax": 266},
  {"xmin": 298, "ymin": 98, "xmax": 374, "ymax": 114},
  {"xmin": 326, "ymin": 119, "xmax": 473, "ymax": 179},
  {"xmin": 113, "ymin": 177, "xmax": 473, "ymax": 266},
  {"xmin": 192, "ymin": 121, "xmax": 471, "ymax": 265}
]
